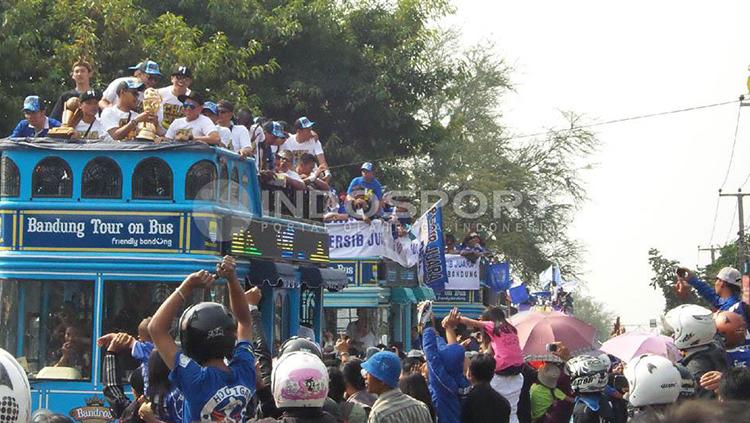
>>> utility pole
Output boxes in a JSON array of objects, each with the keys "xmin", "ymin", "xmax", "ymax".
[
  {"xmin": 719, "ymin": 189, "xmax": 750, "ymax": 272},
  {"xmin": 698, "ymin": 245, "xmax": 721, "ymax": 264}
]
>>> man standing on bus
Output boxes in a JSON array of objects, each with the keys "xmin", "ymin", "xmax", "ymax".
[{"xmin": 101, "ymin": 80, "xmax": 160, "ymax": 141}]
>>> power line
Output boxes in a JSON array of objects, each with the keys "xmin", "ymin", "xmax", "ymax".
[
  {"xmin": 330, "ymin": 98, "xmax": 742, "ymax": 170},
  {"xmin": 718, "ymin": 103, "xmax": 743, "ymax": 189}
]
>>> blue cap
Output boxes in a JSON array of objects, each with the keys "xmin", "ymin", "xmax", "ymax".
[
  {"xmin": 361, "ymin": 162, "xmax": 374, "ymax": 172},
  {"xmin": 202, "ymin": 101, "xmax": 218, "ymax": 115},
  {"xmin": 129, "ymin": 60, "xmax": 162, "ymax": 76},
  {"xmin": 295, "ymin": 116, "xmax": 315, "ymax": 129},
  {"xmin": 264, "ymin": 121, "xmax": 288, "ymax": 139},
  {"xmin": 117, "ymin": 78, "xmax": 145, "ymax": 93},
  {"xmin": 362, "ymin": 351, "xmax": 400, "ymax": 388},
  {"xmin": 22, "ymin": 96, "xmax": 41, "ymax": 112}
]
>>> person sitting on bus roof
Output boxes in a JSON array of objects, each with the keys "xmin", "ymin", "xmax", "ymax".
[
  {"xmin": 148, "ymin": 256, "xmax": 257, "ymax": 423},
  {"xmin": 165, "ymin": 91, "xmax": 221, "ymax": 145},
  {"xmin": 9, "ymin": 96, "xmax": 61, "ymax": 138},
  {"xmin": 201, "ymin": 101, "xmax": 232, "ymax": 148},
  {"xmin": 272, "ymin": 149, "xmax": 306, "ymax": 191},
  {"xmin": 74, "ymin": 89, "xmax": 105, "ymax": 140},
  {"xmin": 259, "ymin": 120, "xmax": 289, "ymax": 171},
  {"xmin": 100, "ymin": 80, "xmax": 159, "ymax": 141},
  {"xmin": 100, "ymin": 60, "xmax": 162, "ymax": 109}
]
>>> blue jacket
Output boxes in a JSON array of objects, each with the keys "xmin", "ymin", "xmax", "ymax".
[
  {"xmin": 423, "ymin": 327, "xmax": 470, "ymax": 423},
  {"xmin": 10, "ymin": 117, "xmax": 61, "ymax": 138},
  {"xmin": 687, "ymin": 275, "xmax": 740, "ymax": 311}
]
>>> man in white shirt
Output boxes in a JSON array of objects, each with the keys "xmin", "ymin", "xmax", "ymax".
[
  {"xmin": 165, "ymin": 92, "xmax": 220, "ymax": 145},
  {"xmin": 280, "ymin": 116, "xmax": 328, "ymax": 170},
  {"xmin": 100, "ymin": 60, "xmax": 162, "ymax": 109},
  {"xmin": 201, "ymin": 101, "xmax": 231, "ymax": 149},
  {"xmin": 100, "ymin": 80, "xmax": 161, "ymax": 141},
  {"xmin": 74, "ymin": 90, "xmax": 105, "ymax": 140},
  {"xmin": 215, "ymin": 100, "xmax": 253, "ymax": 156},
  {"xmin": 274, "ymin": 149, "xmax": 305, "ymax": 191},
  {"xmin": 157, "ymin": 65, "xmax": 192, "ymax": 130}
]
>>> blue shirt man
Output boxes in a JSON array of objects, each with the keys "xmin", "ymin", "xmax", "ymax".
[
  {"xmin": 684, "ymin": 266, "xmax": 742, "ymax": 312},
  {"xmin": 347, "ymin": 162, "xmax": 383, "ymax": 200},
  {"xmin": 169, "ymin": 341, "xmax": 256, "ymax": 422},
  {"xmin": 10, "ymin": 96, "xmax": 61, "ymax": 138}
]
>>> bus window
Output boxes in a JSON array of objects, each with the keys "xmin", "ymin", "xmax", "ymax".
[
  {"xmin": 185, "ymin": 160, "xmax": 217, "ymax": 201},
  {"xmin": 230, "ymin": 166, "xmax": 240, "ymax": 204},
  {"xmin": 0, "ymin": 156, "xmax": 20, "ymax": 197},
  {"xmin": 82, "ymin": 157, "xmax": 122, "ymax": 199},
  {"xmin": 101, "ymin": 280, "xmax": 222, "ymax": 383},
  {"xmin": 32, "ymin": 157, "xmax": 73, "ymax": 198},
  {"xmin": 132, "ymin": 157, "xmax": 173, "ymax": 200},
  {"xmin": 219, "ymin": 160, "xmax": 229, "ymax": 204},
  {"xmin": 0, "ymin": 279, "xmax": 93, "ymax": 380}
]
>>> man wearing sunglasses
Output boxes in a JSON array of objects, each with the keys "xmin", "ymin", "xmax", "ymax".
[
  {"xmin": 101, "ymin": 80, "xmax": 162, "ymax": 141},
  {"xmin": 201, "ymin": 101, "xmax": 232, "ymax": 149},
  {"xmin": 158, "ymin": 65, "xmax": 192, "ymax": 130},
  {"xmin": 100, "ymin": 60, "xmax": 162, "ymax": 109},
  {"xmin": 165, "ymin": 92, "xmax": 220, "ymax": 145}
]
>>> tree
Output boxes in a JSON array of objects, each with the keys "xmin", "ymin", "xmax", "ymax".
[
  {"xmin": 648, "ymin": 248, "xmax": 709, "ymax": 313},
  {"xmin": 572, "ymin": 292, "xmax": 614, "ymax": 343},
  {"xmin": 391, "ymin": 35, "xmax": 598, "ymax": 283}
]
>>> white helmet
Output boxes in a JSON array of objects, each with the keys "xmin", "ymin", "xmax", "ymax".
[
  {"xmin": 0, "ymin": 348, "xmax": 31, "ymax": 423},
  {"xmin": 663, "ymin": 304, "xmax": 716, "ymax": 350},
  {"xmin": 624, "ymin": 354, "xmax": 681, "ymax": 408},
  {"xmin": 717, "ymin": 267, "xmax": 742, "ymax": 287},
  {"xmin": 672, "ymin": 364, "xmax": 695, "ymax": 400},
  {"xmin": 565, "ymin": 355, "xmax": 609, "ymax": 393},
  {"xmin": 271, "ymin": 351, "xmax": 329, "ymax": 408}
]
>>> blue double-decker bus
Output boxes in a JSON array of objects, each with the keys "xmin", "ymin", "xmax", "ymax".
[{"xmin": 0, "ymin": 138, "xmax": 344, "ymax": 417}]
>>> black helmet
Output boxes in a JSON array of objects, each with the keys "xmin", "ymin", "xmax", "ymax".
[
  {"xmin": 278, "ymin": 336, "xmax": 322, "ymax": 359},
  {"xmin": 179, "ymin": 302, "xmax": 237, "ymax": 364}
]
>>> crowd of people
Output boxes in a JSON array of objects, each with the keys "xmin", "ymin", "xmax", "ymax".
[{"xmin": 27, "ymin": 258, "xmax": 750, "ymax": 423}]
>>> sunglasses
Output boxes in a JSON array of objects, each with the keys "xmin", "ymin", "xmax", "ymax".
[
  {"xmin": 174, "ymin": 75, "xmax": 190, "ymax": 81},
  {"xmin": 182, "ymin": 102, "xmax": 198, "ymax": 110}
]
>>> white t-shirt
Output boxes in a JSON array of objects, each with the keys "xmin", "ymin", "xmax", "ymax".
[
  {"xmin": 165, "ymin": 115, "xmax": 217, "ymax": 141},
  {"xmin": 282, "ymin": 169, "xmax": 303, "ymax": 182},
  {"xmin": 74, "ymin": 117, "xmax": 105, "ymax": 140},
  {"xmin": 221, "ymin": 124, "xmax": 251, "ymax": 154},
  {"xmin": 279, "ymin": 134, "xmax": 324, "ymax": 166},
  {"xmin": 157, "ymin": 86, "xmax": 191, "ymax": 130},
  {"xmin": 249, "ymin": 124, "xmax": 265, "ymax": 171},
  {"xmin": 102, "ymin": 77, "xmax": 144, "ymax": 106},
  {"xmin": 100, "ymin": 107, "xmax": 137, "ymax": 139},
  {"xmin": 217, "ymin": 125, "xmax": 232, "ymax": 149}
]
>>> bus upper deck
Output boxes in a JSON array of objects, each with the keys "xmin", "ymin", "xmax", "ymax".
[{"xmin": 0, "ymin": 137, "xmax": 342, "ymax": 414}]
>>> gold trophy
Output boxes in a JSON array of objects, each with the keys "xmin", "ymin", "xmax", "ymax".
[
  {"xmin": 48, "ymin": 97, "xmax": 82, "ymax": 139},
  {"xmin": 136, "ymin": 88, "xmax": 162, "ymax": 141}
]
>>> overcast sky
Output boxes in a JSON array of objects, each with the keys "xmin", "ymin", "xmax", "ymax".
[{"xmin": 447, "ymin": 0, "xmax": 750, "ymax": 325}]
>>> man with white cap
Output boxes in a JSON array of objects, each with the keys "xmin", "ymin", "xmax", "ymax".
[
  {"xmin": 100, "ymin": 60, "xmax": 162, "ymax": 109},
  {"xmin": 675, "ymin": 266, "xmax": 743, "ymax": 313}
]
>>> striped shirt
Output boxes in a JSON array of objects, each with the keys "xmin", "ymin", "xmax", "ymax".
[{"xmin": 368, "ymin": 388, "xmax": 432, "ymax": 423}]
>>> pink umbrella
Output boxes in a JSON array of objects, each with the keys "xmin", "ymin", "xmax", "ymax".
[
  {"xmin": 600, "ymin": 331, "xmax": 681, "ymax": 363},
  {"xmin": 508, "ymin": 310, "xmax": 599, "ymax": 361}
]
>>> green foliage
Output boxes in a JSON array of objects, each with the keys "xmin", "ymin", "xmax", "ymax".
[
  {"xmin": 572, "ymin": 292, "xmax": 613, "ymax": 342},
  {"xmin": 648, "ymin": 248, "xmax": 709, "ymax": 313}
]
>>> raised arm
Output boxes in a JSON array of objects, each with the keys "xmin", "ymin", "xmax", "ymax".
[
  {"xmin": 216, "ymin": 256, "xmax": 253, "ymax": 341},
  {"xmin": 458, "ymin": 315, "xmax": 485, "ymax": 329},
  {"xmin": 148, "ymin": 269, "xmax": 214, "ymax": 369}
]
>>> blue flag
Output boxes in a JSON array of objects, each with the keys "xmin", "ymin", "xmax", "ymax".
[
  {"xmin": 486, "ymin": 262, "xmax": 510, "ymax": 292},
  {"xmin": 509, "ymin": 282, "xmax": 530, "ymax": 304},
  {"xmin": 416, "ymin": 202, "xmax": 449, "ymax": 292}
]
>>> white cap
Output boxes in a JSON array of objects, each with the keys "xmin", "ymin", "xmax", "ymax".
[{"xmin": 717, "ymin": 267, "xmax": 742, "ymax": 287}]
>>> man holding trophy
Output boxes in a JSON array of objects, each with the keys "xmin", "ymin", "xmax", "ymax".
[{"xmin": 101, "ymin": 80, "xmax": 163, "ymax": 141}]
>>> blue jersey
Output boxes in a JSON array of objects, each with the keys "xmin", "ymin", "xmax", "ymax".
[
  {"xmin": 9, "ymin": 117, "xmax": 61, "ymax": 137},
  {"xmin": 132, "ymin": 341, "xmax": 155, "ymax": 392},
  {"xmin": 347, "ymin": 176, "xmax": 383, "ymax": 200},
  {"xmin": 169, "ymin": 341, "xmax": 256, "ymax": 422},
  {"xmin": 727, "ymin": 345, "xmax": 750, "ymax": 368}
]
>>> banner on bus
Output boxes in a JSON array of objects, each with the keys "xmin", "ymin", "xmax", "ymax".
[
  {"xmin": 327, "ymin": 220, "xmax": 419, "ymax": 267},
  {"xmin": 413, "ymin": 202, "xmax": 449, "ymax": 292}
]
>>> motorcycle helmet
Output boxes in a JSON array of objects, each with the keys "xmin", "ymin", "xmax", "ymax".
[
  {"xmin": 179, "ymin": 302, "xmax": 237, "ymax": 364},
  {"xmin": 624, "ymin": 354, "xmax": 681, "ymax": 408},
  {"xmin": 664, "ymin": 304, "xmax": 716, "ymax": 350},
  {"xmin": 278, "ymin": 336, "xmax": 323, "ymax": 359},
  {"xmin": 271, "ymin": 351, "xmax": 329, "ymax": 408},
  {"xmin": 0, "ymin": 348, "xmax": 31, "ymax": 423},
  {"xmin": 673, "ymin": 364, "xmax": 695, "ymax": 400},
  {"xmin": 565, "ymin": 355, "xmax": 609, "ymax": 393}
]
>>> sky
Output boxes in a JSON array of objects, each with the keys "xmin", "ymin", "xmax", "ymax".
[{"xmin": 447, "ymin": 0, "xmax": 750, "ymax": 325}]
